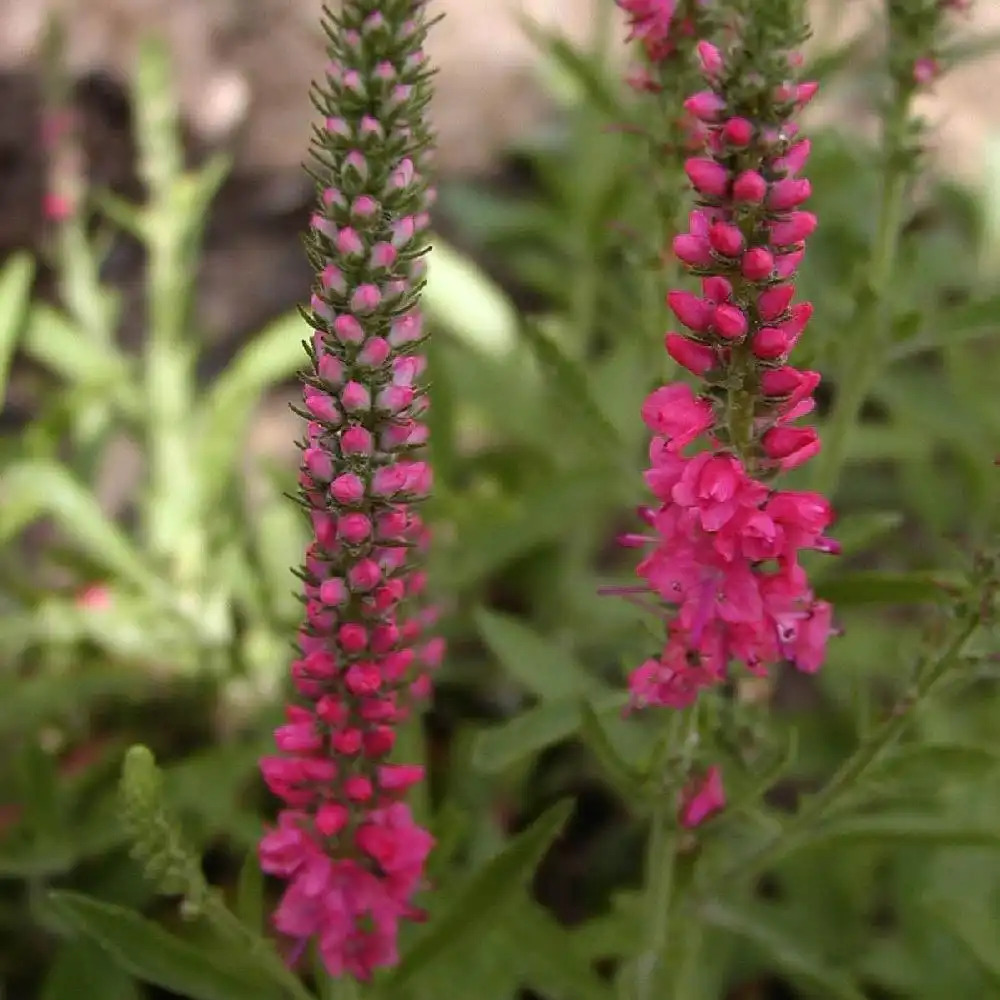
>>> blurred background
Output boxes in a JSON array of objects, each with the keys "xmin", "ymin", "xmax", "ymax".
[{"xmin": 1, "ymin": 0, "xmax": 1000, "ymax": 998}]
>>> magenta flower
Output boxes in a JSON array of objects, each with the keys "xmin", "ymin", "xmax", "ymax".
[
  {"xmin": 258, "ymin": 0, "xmax": 443, "ymax": 981},
  {"xmin": 626, "ymin": 35, "xmax": 837, "ymax": 716}
]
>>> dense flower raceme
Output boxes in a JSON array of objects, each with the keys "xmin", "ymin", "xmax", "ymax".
[
  {"xmin": 257, "ymin": 0, "xmax": 444, "ymax": 981},
  {"xmin": 624, "ymin": 36, "xmax": 838, "ymax": 717},
  {"xmin": 619, "ymin": 0, "xmax": 708, "ymax": 93}
]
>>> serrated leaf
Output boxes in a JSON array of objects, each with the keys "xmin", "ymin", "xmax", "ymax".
[
  {"xmin": 0, "ymin": 252, "xmax": 35, "ymax": 407},
  {"xmin": 44, "ymin": 892, "xmax": 284, "ymax": 1000},
  {"xmin": 816, "ymin": 570, "xmax": 957, "ymax": 605},
  {"xmin": 386, "ymin": 800, "xmax": 573, "ymax": 990},
  {"xmin": 0, "ymin": 460, "xmax": 166, "ymax": 598},
  {"xmin": 475, "ymin": 607, "xmax": 595, "ymax": 700},
  {"xmin": 473, "ymin": 690, "xmax": 628, "ymax": 774},
  {"xmin": 702, "ymin": 901, "xmax": 868, "ymax": 1000}
]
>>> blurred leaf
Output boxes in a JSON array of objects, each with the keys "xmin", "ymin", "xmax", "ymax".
[
  {"xmin": 520, "ymin": 17, "xmax": 624, "ymax": 117},
  {"xmin": 871, "ymin": 743, "xmax": 1000, "ymax": 784},
  {"xmin": 816, "ymin": 570, "xmax": 957, "ymax": 605},
  {"xmin": 805, "ymin": 814, "xmax": 1000, "ymax": 849},
  {"xmin": 425, "ymin": 237, "xmax": 519, "ymax": 357},
  {"xmin": 195, "ymin": 312, "xmax": 305, "ymax": 512},
  {"xmin": 702, "ymin": 901, "xmax": 867, "ymax": 1000},
  {"xmin": 22, "ymin": 305, "xmax": 133, "ymax": 395},
  {"xmin": 0, "ymin": 460, "xmax": 166, "ymax": 598},
  {"xmin": 442, "ymin": 471, "xmax": 618, "ymax": 589},
  {"xmin": 386, "ymin": 800, "xmax": 573, "ymax": 990},
  {"xmin": 0, "ymin": 252, "xmax": 35, "ymax": 406},
  {"xmin": 475, "ymin": 607, "xmax": 596, "ymax": 700},
  {"xmin": 236, "ymin": 851, "xmax": 264, "ymax": 936},
  {"xmin": 505, "ymin": 900, "xmax": 614, "ymax": 1000},
  {"xmin": 580, "ymin": 698, "xmax": 648, "ymax": 802},
  {"xmin": 887, "ymin": 295, "xmax": 1000, "ymax": 360},
  {"xmin": 942, "ymin": 30, "xmax": 1000, "ymax": 64},
  {"xmin": 44, "ymin": 892, "xmax": 284, "ymax": 1000},
  {"xmin": 935, "ymin": 903, "xmax": 1000, "ymax": 989},
  {"xmin": 41, "ymin": 940, "xmax": 139, "ymax": 1000},
  {"xmin": 519, "ymin": 318, "xmax": 623, "ymax": 457},
  {"xmin": 473, "ymin": 690, "xmax": 628, "ymax": 774}
]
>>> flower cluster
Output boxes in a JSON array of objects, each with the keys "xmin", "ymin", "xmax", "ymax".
[
  {"xmin": 258, "ymin": 0, "xmax": 443, "ymax": 981},
  {"xmin": 619, "ymin": 0, "xmax": 708, "ymax": 92},
  {"xmin": 624, "ymin": 27, "xmax": 837, "ymax": 713}
]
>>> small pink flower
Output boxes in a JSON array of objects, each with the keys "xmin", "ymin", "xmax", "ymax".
[{"xmin": 679, "ymin": 766, "xmax": 725, "ymax": 827}]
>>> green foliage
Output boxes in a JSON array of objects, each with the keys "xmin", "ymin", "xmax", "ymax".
[{"xmin": 1, "ymin": 4, "xmax": 1000, "ymax": 1000}]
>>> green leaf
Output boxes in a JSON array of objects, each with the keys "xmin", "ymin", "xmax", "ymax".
[
  {"xmin": 425, "ymin": 236, "xmax": 519, "ymax": 357},
  {"xmin": 804, "ymin": 814, "xmax": 1000, "ymax": 849},
  {"xmin": 702, "ymin": 901, "xmax": 868, "ymax": 1000},
  {"xmin": 934, "ymin": 903, "xmax": 1000, "ymax": 989},
  {"xmin": 0, "ymin": 460, "xmax": 166, "ymax": 598},
  {"xmin": 473, "ymin": 690, "xmax": 628, "ymax": 774},
  {"xmin": 235, "ymin": 851, "xmax": 264, "ymax": 936},
  {"xmin": 816, "ymin": 570, "xmax": 957, "ymax": 606},
  {"xmin": 0, "ymin": 251, "xmax": 35, "ymax": 407},
  {"xmin": 44, "ymin": 892, "xmax": 284, "ymax": 1000},
  {"xmin": 22, "ymin": 305, "xmax": 133, "ymax": 393},
  {"xmin": 519, "ymin": 318, "xmax": 622, "ymax": 457},
  {"xmin": 41, "ymin": 940, "xmax": 139, "ymax": 1000},
  {"xmin": 474, "ymin": 607, "xmax": 596, "ymax": 700},
  {"xmin": 871, "ymin": 743, "xmax": 1000, "ymax": 784},
  {"xmin": 195, "ymin": 312, "xmax": 306, "ymax": 512},
  {"xmin": 579, "ymin": 699, "xmax": 647, "ymax": 802},
  {"xmin": 521, "ymin": 18, "xmax": 624, "ymax": 117},
  {"xmin": 386, "ymin": 800, "xmax": 573, "ymax": 990},
  {"xmin": 811, "ymin": 512, "xmax": 902, "ymax": 581},
  {"xmin": 505, "ymin": 900, "xmax": 613, "ymax": 1000}
]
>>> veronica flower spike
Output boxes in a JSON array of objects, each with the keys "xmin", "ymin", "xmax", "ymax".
[
  {"xmin": 626, "ymin": 3, "xmax": 838, "ymax": 718},
  {"xmin": 258, "ymin": 0, "xmax": 444, "ymax": 982}
]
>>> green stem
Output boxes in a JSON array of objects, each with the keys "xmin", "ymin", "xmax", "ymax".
[
  {"xmin": 701, "ymin": 610, "xmax": 979, "ymax": 893},
  {"xmin": 632, "ymin": 713, "xmax": 689, "ymax": 1000},
  {"xmin": 634, "ymin": 800, "xmax": 678, "ymax": 1000},
  {"xmin": 328, "ymin": 977, "xmax": 361, "ymax": 1000},
  {"xmin": 812, "ymin": 102, "xmax": 910, "ymax": 498}
]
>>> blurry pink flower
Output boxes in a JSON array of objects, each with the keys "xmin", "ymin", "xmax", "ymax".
[{"xmin": 679, "ymin": 766, "xmax": 725, "ymax": 827}]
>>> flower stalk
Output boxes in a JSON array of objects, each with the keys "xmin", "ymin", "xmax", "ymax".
[{"xmin": 258, "ymin": 0, "xmax": 444, "ymax": 982}]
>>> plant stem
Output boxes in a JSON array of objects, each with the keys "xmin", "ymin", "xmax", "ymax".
[
  {"xmin": 811, "ymin": 100, "xmax": 910, "ymax": 498},
  {"xmin": 635, "ymin": 800, "xmax": 678, "ymax": 1000},
  {"xmin": 701, "ymin": 610, "xmax": 980, "ymax": 893},
  {"xmin": 632, "ymin": 714, "xmax": 687, "ymax": 1000}
]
